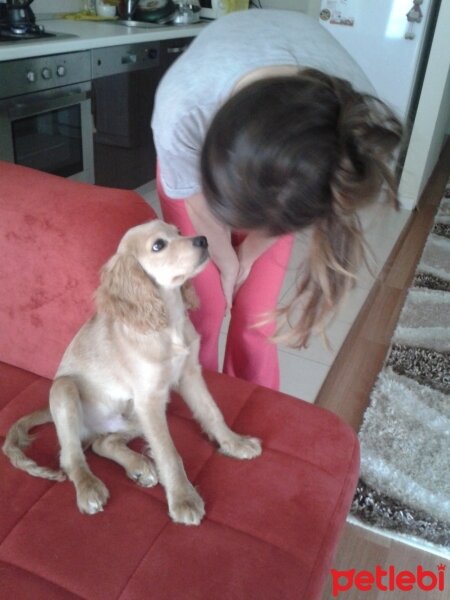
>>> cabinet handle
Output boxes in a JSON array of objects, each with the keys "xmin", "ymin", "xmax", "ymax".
[
  {"xmin": 9, "ymin": 89, "xmax": 91, "ymax": 119},
  {"xmin": 121, "ymin": 53, "xmax": 137, "ymax": 65},
  {"xmin": 166, "ymin": 47, "xmax": 185, "ymax": 54}
]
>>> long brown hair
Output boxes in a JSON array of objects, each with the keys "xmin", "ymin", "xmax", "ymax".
[{"xmin": 201, "ymin": 68, "xmax": 403, "ymax": 346}]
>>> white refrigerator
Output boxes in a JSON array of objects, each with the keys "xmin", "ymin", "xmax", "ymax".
[{"xmin": 318, "ymin": 0, "xmax": 439, "ymax": 124}]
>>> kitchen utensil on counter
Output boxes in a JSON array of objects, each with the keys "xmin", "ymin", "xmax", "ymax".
[
  {"xmin": 95, "ymin": 0, "xmax": 117, "ymax": 18},
  {"xmin": 133, "ymin": 0, "xmax": 177, "ymax": 24},
  {"xmin": 173, "ymin": 0, "xmax": 200, "ymax": 25},
  {"xmin": 118, "ymin": 0, "xmax": 138, "ymax": 20},
  {"xmin": 5, "ymin": 0, "xmax": 36, "ymax": 32},
  {"xmin": 0, "ymin": 0, "xmax": 69, "ymax": 40}
]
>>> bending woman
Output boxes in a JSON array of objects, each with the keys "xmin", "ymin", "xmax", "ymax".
[{"xmin": 151, "ymin": 9, "xmax": 402, "ymax": 390}]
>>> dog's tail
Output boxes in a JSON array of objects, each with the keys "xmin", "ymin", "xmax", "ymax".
[{"xmin": 2, "ymin": 408, "xmax": 66, "ymax": 481}]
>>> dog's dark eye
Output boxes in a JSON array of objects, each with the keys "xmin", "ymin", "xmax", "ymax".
[{"xmin": 152, "ymin": 239, "xmax": 167, "ymax": 252}]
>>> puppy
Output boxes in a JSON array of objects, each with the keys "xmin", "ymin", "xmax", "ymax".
[{"xmin": 3, "ymin": 220, "xmax": 261, "ymax": 525}]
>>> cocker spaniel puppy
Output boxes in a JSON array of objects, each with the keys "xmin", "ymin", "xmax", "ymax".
[{"xmin": 3, "ymin": 220, "xmax": 261, "ymax": 525}]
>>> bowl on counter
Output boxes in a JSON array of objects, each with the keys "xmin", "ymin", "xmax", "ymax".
[{"xmin": 96, "ymin": 1, "xmax": 118, "ymax": 17}]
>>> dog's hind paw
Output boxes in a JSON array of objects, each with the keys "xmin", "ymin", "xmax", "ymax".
[
  {"xmin": 220, "ymin": 434, "xmax": 262, "ymax": 460},
  {"xmin": 168, "ymin": 486, "xmax": 205, "ymax": 526}
]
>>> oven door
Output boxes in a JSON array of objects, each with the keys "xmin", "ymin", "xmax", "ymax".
[{"xmin": 0, "ymin": 82, "xmax": 94, "ymax": 183}]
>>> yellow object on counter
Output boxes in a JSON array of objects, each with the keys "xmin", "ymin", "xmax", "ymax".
[
  {"xmin": 62, "ymin": 11, "xmax": 118, "ymax": 21},
  {"xmin": 224, "ymin": 0, "xmax": 249, "ymax": 13}
]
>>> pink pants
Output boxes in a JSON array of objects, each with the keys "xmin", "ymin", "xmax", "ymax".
[{"xmin": 157, "ymin": 178, "xmax": 294, "ymax": 390}]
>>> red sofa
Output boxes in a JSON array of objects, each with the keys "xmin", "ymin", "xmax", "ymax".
[{"xmin": 0, "ymin": 162, "xmax": 359, "ymax": 600}]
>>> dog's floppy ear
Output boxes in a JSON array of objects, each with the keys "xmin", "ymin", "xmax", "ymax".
[
  {"xmin": 96, "ymin": 253, "xmax": 168, "ymax": 332},
  {"xmin": 181, "ymin": 280, "xmax": 200, "ymax": 310}
]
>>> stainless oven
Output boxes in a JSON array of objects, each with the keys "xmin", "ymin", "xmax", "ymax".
[{"xmin": 0, "ymin": 50, "xmax": 94, "ymax": 182}]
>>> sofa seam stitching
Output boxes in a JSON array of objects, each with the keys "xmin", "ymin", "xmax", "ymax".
[
  {"xmin": 0, "ymin": 558, "xmax": 88, "ymax": 600},
  {"xmin": 115, "ymin": 386, "xmax": 261, "ymax": 598}
]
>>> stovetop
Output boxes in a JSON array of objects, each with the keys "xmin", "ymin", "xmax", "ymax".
[
  {"xmin": 0, "ymin": 22, "xmax": 79, "ymax": 44},
  {"xmin": 0, "ymin": 24, "xmax": 56, "ymax": 42},
  {"xmin": 0, "ymin": 2, "xmax": 60, "ymax": 43}
]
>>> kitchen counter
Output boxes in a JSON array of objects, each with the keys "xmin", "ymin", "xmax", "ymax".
[{"xmin": 0, "ymin": 17, "xmax": 206, "ymax": 62}]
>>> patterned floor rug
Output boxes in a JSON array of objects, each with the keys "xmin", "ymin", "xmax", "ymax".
[{"xmin": 351, "ymin": 189, "xmax": 450, "ymax": 557}]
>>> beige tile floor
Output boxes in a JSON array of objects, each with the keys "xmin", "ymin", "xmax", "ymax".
[{"xmin": 137, "ymin": 181, "xmax": 410, "ymax": 402}]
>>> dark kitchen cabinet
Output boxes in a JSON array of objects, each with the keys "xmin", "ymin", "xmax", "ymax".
[{"xmin": 92, "ymin": 37, "xmax": 193, "ymax": 189}]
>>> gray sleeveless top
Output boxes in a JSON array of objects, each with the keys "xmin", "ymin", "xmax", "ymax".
[{"xmin": 151, "ymin": 9, "xmax": 374, "ymax": 199}]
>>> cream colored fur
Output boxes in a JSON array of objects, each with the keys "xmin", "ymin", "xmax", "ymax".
[{"xmin": 2, "ymin": 220, "xmax": 261, "ymax": 525}]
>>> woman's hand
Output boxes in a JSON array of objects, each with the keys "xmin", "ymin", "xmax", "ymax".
[
  {"xmin": 184, "ymin": 194, "xmax": 277, "ymax": 306},
  {"xmin": 233, "ymin": 231, "xmax": 277, "ymax": 297}
]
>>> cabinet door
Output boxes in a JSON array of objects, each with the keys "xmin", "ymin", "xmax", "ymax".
[
  {"xmin": 94, "ymin": 37, "xmax": 194, "ymax": 189},
  {"xmin": 93, "ymin": 68, "xmax": 160, "ymax": 148}
]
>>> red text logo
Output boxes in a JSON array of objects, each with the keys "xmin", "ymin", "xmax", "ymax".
[{"xmin": 331, "ymin": 564, "xmax": 446, "ymax": 597}]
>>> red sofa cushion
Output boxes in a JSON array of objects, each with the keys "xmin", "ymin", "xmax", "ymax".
[
  {"xmin": 0, "ymin": 363, "xmax": 359, "ymax": 600},
  {"xmin": 0, "ymin": 162, "xmax": 156, "ymax": 380}
]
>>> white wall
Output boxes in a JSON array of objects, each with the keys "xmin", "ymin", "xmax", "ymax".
[
  {"xmin": 398, "ymin": 0, "xmax": 450, "ymax": 209},
  {"xmin": 32, "ymin": 0, "xmax": 82, "ymax": 15}
]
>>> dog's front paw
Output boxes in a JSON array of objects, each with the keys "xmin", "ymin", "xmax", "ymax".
[
  {"xmin": 76, "ymin": 473, "xmax": 110, "ymax": 515},
  {"xmin": 127, "ymin": 456, "xmax": 158, "ymax": 488},
  {"xmin": 220, "ymin": 434, "xmax": 262, "ymax": 460},
  {"xmin": 168, "ymin": 485, "xmax": 205, "ymax": 526}
]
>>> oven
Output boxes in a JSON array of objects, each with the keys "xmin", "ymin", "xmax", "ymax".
[{"xmin": 0, "ymin": 50, "xmax": 94, "ymax": 182}]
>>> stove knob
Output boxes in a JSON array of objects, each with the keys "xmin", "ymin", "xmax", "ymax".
[
  {"xmin": 56, "ymin": 65, "xmax": 66, "ymax": 78},
  {"xmin": 41, "ymin": 67, "xmax": 52, "ymax": 80},
  {"xmin": 26, "ymin": 71, "xmax": 36, "ymax": 83}
]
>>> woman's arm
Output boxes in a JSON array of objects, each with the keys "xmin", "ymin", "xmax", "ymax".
[
  {"xmin": 185, "ymin": 194, "xmax": 277, "ymax": 303},
  {"xmin": 185, "ymin": 193, "xmax": 239, "ymax": 308}
]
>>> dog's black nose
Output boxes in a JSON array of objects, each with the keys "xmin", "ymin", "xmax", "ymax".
[{"xmin": 193, "ymin": 236, "xmax": 208, "ymax": 248}]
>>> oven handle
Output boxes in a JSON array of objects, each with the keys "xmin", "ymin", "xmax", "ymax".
[{"xmin": 8, "ymin": 88, "xmax": 91, "ymax": 120}]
